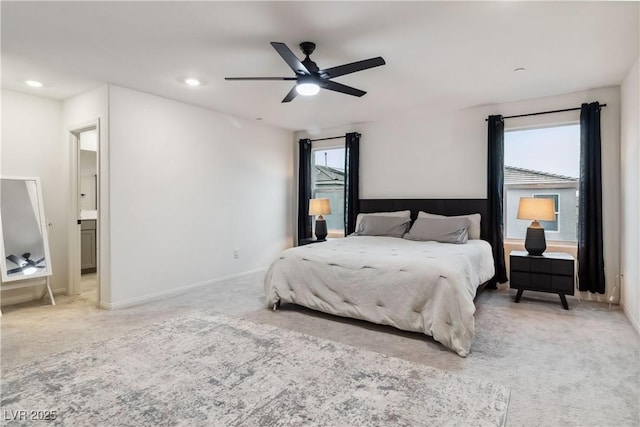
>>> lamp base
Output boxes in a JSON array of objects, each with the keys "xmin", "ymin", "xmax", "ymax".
[
  {"xmin": 315, "ymin": 217, "xmax": 327, "ymax": 241},
  {"xmin": 524, "ymin": 226, "xmax": 546, "ymax": 256}
]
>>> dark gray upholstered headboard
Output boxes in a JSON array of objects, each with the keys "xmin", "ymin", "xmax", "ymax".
[{"xmin": 358, "ymin": 199, "xmax": 490, "ymax": 241}]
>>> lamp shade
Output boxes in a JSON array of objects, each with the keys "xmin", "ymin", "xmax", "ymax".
[
  {"xmin": 517, "ymin": 197, "xmax": 555, "ymax": 221},
  {"xmin": 309, "ymin": 198, "xmax": 332, "ymax": 216}
]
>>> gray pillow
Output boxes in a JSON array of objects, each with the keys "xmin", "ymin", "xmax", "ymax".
[
  {"xmin": 351, "ymin": 215, "xmax": 411, "ymax": 238},
  {"xmin": 403, "ymin": 217, "xmax": 470, "ymax": 244},
  {"xmin": 418, "ymin": 211, "xmax": 481, "ymax": 240},
  {"xmin": 355, "ymin": 210, "xmax": 411, "ymax": 231}
]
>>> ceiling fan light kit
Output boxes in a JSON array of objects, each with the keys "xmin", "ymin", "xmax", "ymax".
[
  {"xmin": 296, "ymin": 82, "xmax": 320, "ymax": 96},
  {"xmin": 225, "ymin": 41, "xmax": 385, "ymax": 103}
]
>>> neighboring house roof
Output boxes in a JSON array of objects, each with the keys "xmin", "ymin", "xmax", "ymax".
[
  {"xmin": 315, "ymin": 164, "xmax": 577, "ymax": 185},
  {"xmin": 504, "ymin": 166, "xmax": 577, "ymax": 185},
  {"xmin": 315, "ymin": 165, "xmax": 344, "ymax": 184}
]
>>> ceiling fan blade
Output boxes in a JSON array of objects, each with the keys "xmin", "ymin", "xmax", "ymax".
[
  {"xmin": 6, "ymin": 254, "xmax": 25, "ymax": 267},
  {"xmin": 321, "ymin": 81, "xmax": 366, "ymax": 97},
  {"xmin": 225, "ymin": 77, "xmax": 297, "ymax": 81},
  {"xmin": 281, "ymin": 86, "xmax": 298, "ymax": 103},
  {"xmin": 320, "ymin": 57, "xmax": 386, "ymax": 79},
  {"xmin": 271, "ymin": 42, "xmax": 310, "ymax": 75}
]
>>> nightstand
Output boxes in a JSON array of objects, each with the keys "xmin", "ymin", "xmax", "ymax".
[
  {"xmin": 298, "ymin": 238, "xmax": 327, "ymax": 246},
  {"xmin": 509, "ymin": 250, "xmax": 575, "ymax": 310}
]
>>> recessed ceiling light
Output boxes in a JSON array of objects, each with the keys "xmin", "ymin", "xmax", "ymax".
[
  {"xmin": 184, "ymin": 78, "xmax": 201, "ymax": 86},
  {"xmin": 25, "ymin": 80, "xmax": 43, "ymax": 87},
  {"xmin": 514, "ymin": 67, "xmax": 526, "ymax": 72}
]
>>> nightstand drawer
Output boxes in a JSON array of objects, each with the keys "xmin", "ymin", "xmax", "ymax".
[
  {"xmin": 552, "ymin": 275, "xmax": 574, "ymax": 294},
  {"xmin": 510, "ymin": 272, "xmax": 530, "ymax": 288},
  {"xmin": 530, "ymin": 258, "xmax": 552, "ymax": 273},
  {"xmin": 511, "ymin": 256, "xmax": 530, "ymax": 272},
  {"xmin": 552, "ymin": 259, "xmax": 574, "ymax": 276},
  {"xmin": 530, "ymin": 273, "xmax": 552, "ymax": 291}
]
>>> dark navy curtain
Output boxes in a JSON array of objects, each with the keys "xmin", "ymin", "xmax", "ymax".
[
  {"xmin": 344, "ymin": 132, "xmax": 360, "ymax": 235},
  {"xmin": 297, "ymin": 139, "xmax": 312, "ymax": 244},
  {"xmin": 578, "ymin": 102, "xmax": 605, "ymax": 294},
  {"xmin": 487, "ymin": 115, "xmax": 508, "ymax": 287}
]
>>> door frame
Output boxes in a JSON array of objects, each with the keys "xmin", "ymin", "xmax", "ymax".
[{"xmin": 69, "ymin": 120, "xmax": 101, "ymax": 304}]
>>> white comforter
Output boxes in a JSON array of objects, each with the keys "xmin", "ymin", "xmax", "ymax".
[{"xmin": 264, "ymin": 236, "xmax": 495, "ymax": 357}]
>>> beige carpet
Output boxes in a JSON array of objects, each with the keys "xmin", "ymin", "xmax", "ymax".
[
  {"xmin": 2, "ymin": 310, "xmax": 509, "ymax": 426},
  {"xmin": 1, "ymin": 271, "xmax": 638, "ymax": 426}
]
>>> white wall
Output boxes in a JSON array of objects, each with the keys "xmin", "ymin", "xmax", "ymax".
[
  {"xmin": 296, "ymin": 86, "xmax": 622, "ymax": 301},
  {"xmin": 80, "ymin": 129, "xmax": 97, "ymax": 151},
  {"xmin": 621, "ymin": 57, "xmax": 640, "ymax": 332},
  {"xmin": 1, "ymin": 90, "xmax": 66, "ymax": 304},
  {"xmin": 107, "ymin": 86, "xmax": 293, "ymax": 307},
  {"xmin": 79, "ymin": 150, "xmax": 97, "ymax": 210},
  {"xmin": 63, "ymin": 86, "xmax": 110, "ymax": 304},
  {"xmin": 297, "ymin": 108, "xmax": 487, "ymax": 199}
]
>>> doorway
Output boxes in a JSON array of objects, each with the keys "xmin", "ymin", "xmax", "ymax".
[{"xmin": 69, "ymin": 121, "xmax": 100, "ymax": 305}]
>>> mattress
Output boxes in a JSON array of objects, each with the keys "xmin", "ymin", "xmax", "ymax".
[{"xmin": 264, "ymin": 236, "xmax": 495, "ymax": 356}]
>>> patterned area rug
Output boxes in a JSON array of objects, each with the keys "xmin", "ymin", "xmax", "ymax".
[{"xmin": 1, "ymin": 311, "xmax": 509, "ymax": 426}]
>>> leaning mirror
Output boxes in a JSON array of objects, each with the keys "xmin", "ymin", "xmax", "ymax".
[{"xmin": 0, "ymin": 176, "xmax": 52, "ymax": 282}]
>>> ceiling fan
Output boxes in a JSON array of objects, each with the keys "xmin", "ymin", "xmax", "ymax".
[
  {"xmin": 6, "ymin": 253, "xmax": 46, "ymax": 275},
  {"xmin": 225, "ymin": 42, "xmax": 386, "ymax": 103}
]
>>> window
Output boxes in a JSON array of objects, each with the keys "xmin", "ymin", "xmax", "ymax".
[
  {"xmin": 312, "ymin": 147, "xmax": 345, "ymax": 237},
  {"xmin": 504, "ymin": 124, "xmax": 579, "ymax": 242}
]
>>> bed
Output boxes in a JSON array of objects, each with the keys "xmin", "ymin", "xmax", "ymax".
[{"xmin": 264, "ymin": 199, "xmax": 496, "ymax": 357}]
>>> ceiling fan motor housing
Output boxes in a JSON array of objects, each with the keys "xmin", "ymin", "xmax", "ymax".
[
  {"xmin": 299, "ymin": 41, "xmax": 316, "ymax": 56},
  {"xmin": 299, "ymin": 42, "xmax": 319, "ymax": 73}
]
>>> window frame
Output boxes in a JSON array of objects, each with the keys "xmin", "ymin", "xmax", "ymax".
[
  {"xmin": 503, "ymin": 122, "xmax": 580, "ymax": 245},
  {"xmin": 311, "ymin": 144, "xmax": 346, "ymax": 238}
]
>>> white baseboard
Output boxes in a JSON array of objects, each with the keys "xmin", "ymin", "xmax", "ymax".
[
  {"xmin": 621, "ymin": 301, "xmax": 640, "ymax": 336},
  {"xmin": 99, "ymin": 268, "xmax": 267, "ymax": 310}
]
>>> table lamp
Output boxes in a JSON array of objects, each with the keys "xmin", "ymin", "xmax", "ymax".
[
  {"xmin": 309, "ymin": 198, "xmax": 332, "ymax": 241},
  {"xmin": 517, "ymin": 197, "xmax": 556, "ymax": 256}
]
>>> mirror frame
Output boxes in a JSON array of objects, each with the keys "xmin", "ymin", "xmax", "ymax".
[{"xmin": 0, "ymin": 176, "xmax": 53, "ymax": 283}]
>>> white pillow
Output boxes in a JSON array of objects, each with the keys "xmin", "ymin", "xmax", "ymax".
[
  {"xmin": 417, "ymin": 211, "xmax": 481, "ymax": 240},
  {"xmin": 355, "ymin": 210, "xmax": 411, "ymax": 232}
]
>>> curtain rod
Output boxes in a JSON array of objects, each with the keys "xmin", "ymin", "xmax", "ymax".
[
  {"xmin": 309, "ymin": 135, "xmax": 345, "ymax": 142},
  {"xmin": 485, "ymin": 104, "xmax": 607, "ymax": 121}
]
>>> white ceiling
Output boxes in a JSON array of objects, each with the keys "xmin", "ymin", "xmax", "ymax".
[{"xmin": 2, "ymin": 1, "xmax": 638, "ymax": 132}]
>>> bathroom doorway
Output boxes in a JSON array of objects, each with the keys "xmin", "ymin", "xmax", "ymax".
[{"xmin": 70, "ymin": 121, "xmax": 100, "ymax": 305}]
